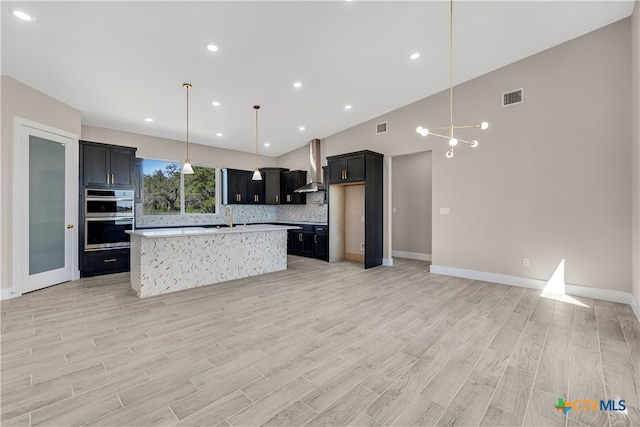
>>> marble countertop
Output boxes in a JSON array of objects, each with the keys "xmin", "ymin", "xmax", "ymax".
[{"xmin": 127, "ymin": 224, "xmax": 300, "ymax": 239}]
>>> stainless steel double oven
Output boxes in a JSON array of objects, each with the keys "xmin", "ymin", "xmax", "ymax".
[{"xmin": 84, "ymin": 189, "xmax": 134, "ymax": 251}]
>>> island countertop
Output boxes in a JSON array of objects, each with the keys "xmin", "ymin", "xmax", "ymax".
[{"xmin": 127, "ymin": 223, "xmax": 300, "ymax": 238}]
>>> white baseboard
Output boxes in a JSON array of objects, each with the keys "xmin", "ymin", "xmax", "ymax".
[
  {"xmin": 0, "ymin": 288, "xmax": 20, "ymax": 301},
  {"xmin": 431, "ymin": 265, "xmax": 640, "ymax": 322},
  {"xmin": 383, "ymin": 258, "xmax": 394, "ymax": 266},
  {"xmin": 392, "ymin": 251, "xmax": 432, "ymax": 262}
]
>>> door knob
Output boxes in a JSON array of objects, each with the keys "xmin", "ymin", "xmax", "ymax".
[{"xmin": 66, "ymin": 224, "xmax": 74, "ymax": 229}]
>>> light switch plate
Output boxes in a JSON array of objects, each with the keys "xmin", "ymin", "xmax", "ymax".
[
  {"xmin": 392, "ymin": 208, "xmax": 397, "ymax": 214},
  {"xmin": 440, "ymin": 208, "xmax": 450, "ymax": 215}
]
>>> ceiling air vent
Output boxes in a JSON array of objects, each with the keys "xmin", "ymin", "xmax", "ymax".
[
  {"xmin": 502, "ymin": 88, "xmax": 524, "ymax": 107},
  {"xmin": 376, "ymin": 121, "xmax": 388, "ymax": 134}
]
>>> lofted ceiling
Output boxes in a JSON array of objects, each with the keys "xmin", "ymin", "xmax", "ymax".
[{"xmin": 2, "ymin": 1, "xmax": 635, "ymax": 157}]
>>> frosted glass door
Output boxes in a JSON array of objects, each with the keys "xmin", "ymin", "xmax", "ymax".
[
  {"xmin": 22, "ymin": 126, "xmax": 74, "ymax": 294},
  {"xmin": 29, "ymin": 136, "xmax": 66, "ymax": 274}
]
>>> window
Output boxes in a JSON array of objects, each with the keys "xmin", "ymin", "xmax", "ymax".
[
  {"xmin": 184, "ymin": 166, "xmax": 216, "ymax": 213},
  {"xmin": 142, "ymin": 159, "xmax": 216, "ymax": 215},
  {"xmin": 143, "ymin": 160, "xmax": 181, "ymax": 215}
]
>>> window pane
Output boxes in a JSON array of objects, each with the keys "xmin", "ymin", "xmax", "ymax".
[
  {"xmin": 184, "ymin": 166, "xmax": 216, "ymax": 213},
  {"xmin": 142, "ymin": 160, "xmax": 181, "ymax": 215}
]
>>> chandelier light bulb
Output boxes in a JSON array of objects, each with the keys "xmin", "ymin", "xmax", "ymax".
[
  {"xmin": 421, "ymin": 128, "xmax": 429, "ymax": 136},
  {"xmin": 446, "ymin": 150, "xmax": 454, "ymax": 158},
  {"xmin": 449, "ymin": 138, "xmax": 458, "ymax": 147},
  {"xmin": 481, "ymin": 121, "xmax": 489, "ymax": 130},
  {"xmin": 471, "ymin": 140, "xmax": 479, "ymax": 148},
  {"xmin": 416, "ymin": 126, "xmax": 423, "ymax": 134}
]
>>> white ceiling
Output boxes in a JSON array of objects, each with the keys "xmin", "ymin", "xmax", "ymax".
[{"xmin": 2, "ymin": 1, "xmax": 635, "ymax": 157}]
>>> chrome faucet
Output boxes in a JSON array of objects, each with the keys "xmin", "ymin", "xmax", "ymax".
[{"xmin": 224, "ymin": 205, "xmax": 233, "ymax": 228}]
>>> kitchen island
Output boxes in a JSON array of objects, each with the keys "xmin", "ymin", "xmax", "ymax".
[{"xmin": 127, "ymin": 224, "xmax": 299, "ymax": 298}]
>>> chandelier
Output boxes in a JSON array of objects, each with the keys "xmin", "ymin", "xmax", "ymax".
[{"xmin": 416, "ymin": 0, "xmax": 488, "ymax": 158}]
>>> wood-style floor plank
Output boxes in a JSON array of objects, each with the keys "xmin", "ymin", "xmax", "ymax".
[{"xmin": 1, "ymin": 256, "xmax": 638, "ymax": 427}]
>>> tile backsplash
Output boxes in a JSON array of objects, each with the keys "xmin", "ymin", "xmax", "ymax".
[{"xmin": 135, "ymin": 192, "xmax": 327, "ymax": 228}]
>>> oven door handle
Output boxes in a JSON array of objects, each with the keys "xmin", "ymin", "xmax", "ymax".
[{"xmin": 85, "ymin": 217, "xmax": 134, "ymax": 223}]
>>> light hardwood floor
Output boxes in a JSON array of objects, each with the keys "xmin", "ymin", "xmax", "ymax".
[{"xmin": 1, "ymin": 256, "xmax": 639, "ymax": 427}]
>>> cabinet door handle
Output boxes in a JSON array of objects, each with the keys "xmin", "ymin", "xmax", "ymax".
[
  {"xmin": 111, "ymin": 174, "xmax": 115, "ymax": 184},
  {"xmin": 299, "ymin": 233, "xmax": 302, "ymax": 242},
  {"xmin": 103, "ymin": 258, "xmax": 117, "ymax": 263},
  {"xmin": 314, "ymin": 235, "xmax": 317, "ymax": 244},
  {"xmin": 344, "ymin": 170, "xmax": 348, "ymax": 180},
  {"xmin": 275, "ymin": 195, "xmax": 279, "ymax": 202},
  {"xmin": 107, "ymin": 174, "xmax": 110, "ymax": 184}
]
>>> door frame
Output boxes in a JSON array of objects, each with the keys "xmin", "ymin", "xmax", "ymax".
[{"xmin": 12, "ymin": 117, "xmax": 79, "ymax": 296}]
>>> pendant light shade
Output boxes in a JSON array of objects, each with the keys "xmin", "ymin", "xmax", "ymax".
[
  {"xmin": 182, "ymin": 83, "xmax": 194, "ymax": 174},
  {"xmin": 415, "ymin": 0, "xmax": 488, "ymax": 158},
  {"xmin": 252, "ymin": 105, "xmax": 262, "ymax": 181}
]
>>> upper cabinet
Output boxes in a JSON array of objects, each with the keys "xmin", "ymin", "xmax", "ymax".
[
  {"xmin": 282, "ymin": 170, "xmax": 307, "ymax": 205},
  {"xmin": 247, "ymin": 176, "xmax": 265, "ymax": 204},
  {"xmin": 328, "ymin": 152, "xmax": 365, "ymax": 183},
  {"xmin": 222, "ymin": 168, "xmax": 251, "ymax": 204},
  {"xmin": 261, "ymin": 167, "xmax": 288, "ymax": 205},
  {"xmin": 80, "ymin": 141, "xmax": 136, "ymax": 188}
]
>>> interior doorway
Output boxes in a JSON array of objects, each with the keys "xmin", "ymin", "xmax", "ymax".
[{"xmin": 391, "ymin": 151, "xmax": 432, "ymax": 262}]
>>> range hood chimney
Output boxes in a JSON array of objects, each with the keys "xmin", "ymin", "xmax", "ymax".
[{"xmin": 294, "ymin": 139, "xmax": 325, "ymax": 193}]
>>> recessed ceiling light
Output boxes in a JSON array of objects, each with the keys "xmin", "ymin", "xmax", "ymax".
[
  {"xmin": 344, "ymin": 105, "xmax": 352, "ymax": 110},
  {"xmin": 409, "ymin": 52, "xmax": 420, "ymax": 60},
  {"xmin": 205, "ymin": 43, "xmax": 219, "ymax": 52},
  {"xmin": 293, "ymin": 82, "xmax": 302, "ymax": 88},
  {"xmin": 216, "ymin": 133, "xmax": 223, "ymax": 137},
  {"xmin": 299, "ymin": 126, "xmax": 306, "ymax": 131},
  {"xmin": 212, "ymin": 101, "xmax": 221, "ymax": 106},
  {"xmin": 144, "ymin": 117, "xmax": 154, "ymax": 122},
  {"xmin": 264, "ymin": 143, "xmax": 270, "ymax": 147},
  {"xmin": 11, "ymin": 9, "xmax": 34, "ymax": 21}
]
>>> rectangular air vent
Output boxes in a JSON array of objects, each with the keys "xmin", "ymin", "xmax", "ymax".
[
  {"xmin": 376, "ymin": 122, "xmax": 388, "ymax": 134},
  {"xmin": 502, "ymin": 88, "xmax": 524, "ymax": 107}
]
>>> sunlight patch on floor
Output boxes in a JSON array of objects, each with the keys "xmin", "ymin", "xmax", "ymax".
[{"xmin": 541, "ymin": 259, "xmax": 589, "ymax": 308}]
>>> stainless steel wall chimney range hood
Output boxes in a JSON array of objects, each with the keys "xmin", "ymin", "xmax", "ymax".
[{"xmin": 294, "ymin": 139, "xmax": 325, "ymax": 193}]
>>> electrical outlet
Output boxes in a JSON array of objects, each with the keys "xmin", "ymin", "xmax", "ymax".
[
  {"xmin": 392, "ymin": 207, "xmax": 397, "ymax": 214},
  {"xmin": 522, "ymin": 257, "xmax": 530, "ymax": 267},
  {"xmin": 360, "ymin": 242, "xmax": 365, "ymax": 251}
]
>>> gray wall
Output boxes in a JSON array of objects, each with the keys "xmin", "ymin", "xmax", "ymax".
[
  {"xmin": 631, "ymin": 1, "xmax": 639, "ymax": 309},
  {"xmin": 82, "ymin": 125, "xmax": 276, "ymax": 171},
  {"xmin": 1, "ymin": 76, "xmax": 82, "ymax": 291},
  {"xmin": 344, "ymin": 185, "xmax": 365, "ymax": 256},
  {"xmin": 322, "ymin": 19, "xmax": 633, "ymax": 293},
  {"xmin": 392, "ymin": 151, "xmax": 432, "ymax": 257}
]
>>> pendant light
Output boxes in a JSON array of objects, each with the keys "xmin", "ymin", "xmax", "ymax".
[
  {"xmin": 415, "ymin": 0, "xmax": 488, "ymax": 158},
  {"xmin": 182, "ymin": 83, "xmax": 194, "ymax": 174},
  {"xmin": 252, "ymin": 105, "xmax": 262, "ymax": 181}
]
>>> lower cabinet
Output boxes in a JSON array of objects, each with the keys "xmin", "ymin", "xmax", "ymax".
[
  {"xmin": 287, "ymin": 224, "xmax": 328, "ymax": 261},
  {"xmin": 313, "ymin": 226, "xmax": 328, "ymax": 260},
  {"xmin": 82, "ymin": 248, "xmax": 130, "ymax": 277}
]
